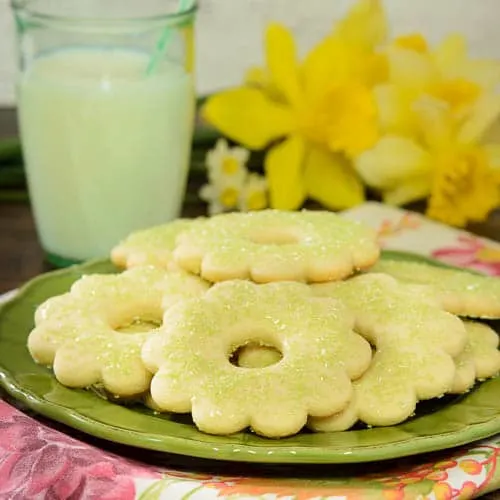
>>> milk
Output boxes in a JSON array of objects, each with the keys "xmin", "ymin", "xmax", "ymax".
[{"xmin": 18, "ymin": 49, "xmax": 194, "ymax": 263}]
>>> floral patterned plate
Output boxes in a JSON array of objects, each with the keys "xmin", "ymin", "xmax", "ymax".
[{"xmin": 1, "ymin": 254, "xmax": 500, "ymax": 465}]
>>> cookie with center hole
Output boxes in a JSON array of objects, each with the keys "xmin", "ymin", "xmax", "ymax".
[
  {"xmin": 172, "ymin": 210, "xmax": 380, "ymax": 283},
  {"xmin": 28, "ymin": 267, "xmax": 209, "ymax": 397},
  {"xmin": 142, "ymin": 280, "xmax": 372, "ymax": 438},
  {"xmin": 370, "ymin": 259, "xmax": 500, "ymax": 318},
  {"xmin": 111, "ymin": 219, "xmax": 201, "ymax": 270},
  {"xmin": 309, "ymin": 273, "xmax": 467, "ymax": 431}
]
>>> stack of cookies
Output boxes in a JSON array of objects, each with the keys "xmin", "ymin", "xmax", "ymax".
[{"xmin": 27, "ymin": 210, "xmax": 500, "ymax": 438}]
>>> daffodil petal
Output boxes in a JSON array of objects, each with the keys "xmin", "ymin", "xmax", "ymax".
[
  {"xmin": 459, "ymin": 93, "xmax": 500, "ymax": 144},
  {"xmin": 335, "ymin": 0, "xmax": 387, "ymax": 49},
  {"xmin": 365, "ymin": 52, "xmax": 389, "ymax": 85},
  {"xmin": 302, "ymin": 36, "xmax": 345, "ymax": 94},
  {"xmin": 244, "ymin": 66, "xmax": 288, "ymax": 103},
  {"xmin": 304, "ymin": 147, "xmax": 364, "ymax": 209},
  {"xmin": 484, "ymin": 118, "xmax": 500, "ymax": 143},
  {"xmin": 484, "ymin": 144, "xmax": 500, "ymax": 170},
  {"xmin": 413, "ymin": 96, "xmax": 454, "ymax": 150},
  {"xmin": 264, "ymin": 135, "xmax": 306, "ymax": 210},
  {"xmin": 432, "ymin": 33, "xmax": 500, "ymax": 90},
  {"xmin": 265, "ymin": 23, "xmax": 301, "ymax": 105},
  {"xmin": 202, "ymin": 88, "xmax": 293, "ymax": 150},
  {"xmin": 387, "ymin": 47, "xmax": 437, "ymax": 91},
  {"xmin": 325, "ymin": 83, "xmax": 379, "ymax": 156},
  {"xmin": 463, "ymin": 59, "xmax": 500, "ymax": 89},
  {"xmin": 374, "ymin": 84, "xmax": 416, "ymax": 134},
  {"xmin": 394, "ymin": 33, "xmax": 428, "ymax": 54},
  {"xmin": 432, "ymin": 34, "xmax": 466, "ymax": 75},
  {"xmin": 429, "ymin": 78, "xmax": 480, "ymax": 117},
  {"xmin": 354, "ymin": 135, "xmax": 431, "ymax": 189},
  {"xmin": 244, "ymin": 66, "xmax": 267, "ymax": 87},
  {"xmin": 303, "ymin": 36, "xmax": 363, "ymax": 95},
  {"xmin": 383, "ymin": 175, "xmax": 431, "ymax": 205}
]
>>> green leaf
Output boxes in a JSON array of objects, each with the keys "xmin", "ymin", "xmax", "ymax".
[{"xmin": 0, "ymin": 137, "xmax": 23, "ymax": 165}]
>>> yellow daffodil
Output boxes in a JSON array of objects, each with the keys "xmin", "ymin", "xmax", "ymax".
[
  {"xmin": 202, "ymin": 0, "xmax": 387, "ymax": 211},
  {"xmin": 355, "ymin": 95, "xmax": 500, "ymax": 226},
  {"xmin": 245, "ymin": 0, "xmax": 388, "ymax": 96},
  {"xmin": 376, "ymin": 33, "xmax": 500, "ymax": 135}
]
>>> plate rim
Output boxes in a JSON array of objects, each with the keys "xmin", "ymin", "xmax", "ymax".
[{"xmin": 1, "ymin": 252, "xmax": 500, "ymax": 464}]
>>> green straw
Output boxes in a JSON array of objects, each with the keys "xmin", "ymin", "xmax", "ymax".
[{"xmin": 146, "ymin": 0, "xmax": 193, "ymax": 75}]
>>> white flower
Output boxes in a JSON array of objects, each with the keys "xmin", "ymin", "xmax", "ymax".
[
  {"xmin": 199, "ymin": 178, "xmax": 245, "ymax": 216},
  {"xmin": 200, "ymin": 140, "xmax": 267, "ymax": 214},
  {"xmin": 205, "ymin": 139, "xmax": 249, "ymax": 184},
  {"xmin": 238, "ymin": 173, "xmax": 269, "ymax": 212}
]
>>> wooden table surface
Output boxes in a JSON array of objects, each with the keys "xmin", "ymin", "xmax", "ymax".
[
  {"xmin": 0, "ymin": 109, "xmax": 45, "ymax": 293},
  {"xmin": 2, "ymin": 108, "xmax": 500, "ymax": 498}
]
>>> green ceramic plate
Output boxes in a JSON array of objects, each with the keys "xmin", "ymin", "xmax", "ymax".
[{"xmin": 1, "ymin": 252, "xmax": 500, "ymax": 464}]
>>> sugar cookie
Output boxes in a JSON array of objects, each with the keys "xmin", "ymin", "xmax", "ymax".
[
  {"xmin": 371, "ymin": 259, "xmax": 500, "ymax": 318},
  {"xmin": 450, "ymin": 321, "xmax": 500, "ymax": 394},
  {"xmin": 111, "ymin": 219, "xmax": 199, "ymax": 270},
  {"xmin": 451, "ymin": 342, "xmax": 476, "ymax": 395},
  {"xmin": 173, "ymin": 210, "xmax": 380, "ymax": 283},
  {"xmin": 309, "ymin": 274, "xmax": 467, "ymax": 430},
  {"xmin": 142, "ymin": 280, "xmax": 372, "ymax": 437},
  {"xmin": 29, "ymin": 267, "xmax": 209, "ymax": 397}
]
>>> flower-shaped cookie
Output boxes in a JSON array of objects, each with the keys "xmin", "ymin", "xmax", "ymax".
[
  {"xmin": 370, "ymin": 259, "xmax": 500, "ymax": 318},
  {"xmin": 451, "ymin": 321, "xmax": 500, "ymax": 394},
  {"xmin": 143, "ymin": 280, "xmax": 372, "ymax": 437},
  {"xmin": 28, "ymin": 267, "xmax": 209, "ymax": 397},
  {"xmin": 111, "ymin": 219, "xmax": 200, "ymax": 270},
  {"xmin": 309, "ymin": 273, "xmax": 467, "ymax": 431},
  {"xmin": 173, "ymin": 210, "xmax": 380, "ymax": 283}
]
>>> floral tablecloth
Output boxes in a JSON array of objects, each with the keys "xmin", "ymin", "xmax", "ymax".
[{"xmin": 1, "ymin": 202, "xmax": 500, "ymax": 500}]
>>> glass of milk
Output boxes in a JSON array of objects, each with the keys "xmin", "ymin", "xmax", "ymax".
[{"xmin": 11, "ymin": 0, "xmax": 197, "ymax": 266}]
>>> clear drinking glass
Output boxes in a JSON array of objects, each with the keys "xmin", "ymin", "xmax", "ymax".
[{"xmin": 11, "ymin": 0, "xmax": 197, "ymax": 267}]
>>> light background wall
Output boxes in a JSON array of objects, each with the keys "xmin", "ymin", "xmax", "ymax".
[{"xmin": 0, "ymin": 0, "xmax": 500, "ymax": 104}]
